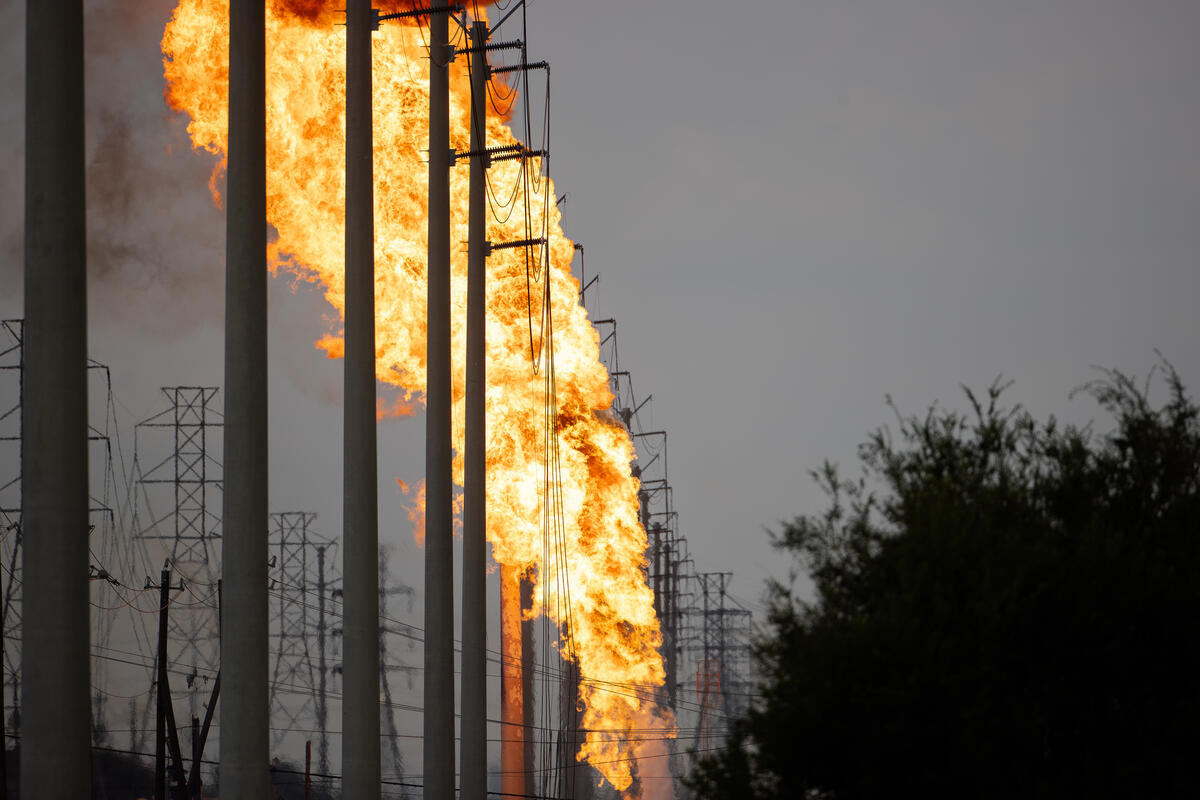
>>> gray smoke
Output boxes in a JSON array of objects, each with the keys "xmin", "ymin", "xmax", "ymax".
[{"xmin": 0, "ymin": 0, "xmax": 226, "ymax": 336}]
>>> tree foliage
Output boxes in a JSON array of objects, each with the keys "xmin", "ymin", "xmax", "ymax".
[{"xmin": 689, "ymin": 364, "xmax": 1200, "ymax": 800}]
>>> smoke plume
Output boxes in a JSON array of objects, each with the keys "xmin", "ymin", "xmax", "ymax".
[{"xmin": 0, "ymin": 0, "xmax": 224, "ymax": 335}]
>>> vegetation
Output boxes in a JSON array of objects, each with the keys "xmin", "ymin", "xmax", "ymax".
[{"xmin": 689, "ymin": 363, "xmax": 1200, "ymax": 799}]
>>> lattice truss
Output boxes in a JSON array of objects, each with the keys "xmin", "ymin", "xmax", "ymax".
[
  {"xmin": 268, "ymin": 511, "xmax": 340, "ymax": 768},
  {"xmin": 683, "ymin": 572, "xmax": 754, "ymax": 751},
  {"xmin": 131, "ymin": 387, "xmax": 223, "ymax": 705},
  {"xmin": 1, "ymin": 319, "xmax": 123, "ymax": 743},
  {"xmin": 594, "ymin": 316, "xmax": 685, "ymax": 712}
]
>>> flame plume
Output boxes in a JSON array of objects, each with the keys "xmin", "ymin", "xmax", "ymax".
[{"xmin": 162, "ymin": 1, "xmax": 676, "ymax": 795}]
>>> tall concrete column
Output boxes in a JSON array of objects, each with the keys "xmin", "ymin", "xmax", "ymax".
[
  {"xmin": 220, "ymin": 0, "xmax": 269, "ymax": 797},
  {"xmin": 460, "ymin": 18, "xmax": 489, "ymax": 800},
  {"xmin": 343, "ymin": 0, "xmax": 381, "ymax": 798},
  {"xmin": 21, "ymin": 2, "xmax": 90, "ymax": 797},
  {"xmin": 423, "ymin": 1, "xmax": 455, "ymax": 799}
]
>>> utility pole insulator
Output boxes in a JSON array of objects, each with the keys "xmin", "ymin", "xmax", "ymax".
[
  {"xmin": 455, "ymin": 38, "xmax": 523, "ymax": 57},
  {"xmin": 484, "ymin": 237, "xmax": 546, "ymax": 257},
  {"xmin": 376, "ymin": 3, "xmax": 464, "ymax": 23},
  {"xmin": 490, "ymin": 60, "xmax": 548, "ymax": 76}
]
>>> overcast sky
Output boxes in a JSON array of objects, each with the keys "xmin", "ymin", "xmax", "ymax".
[{"xmin": 3, "ymin": 0, "xmax": 1199, "ymax": 647}]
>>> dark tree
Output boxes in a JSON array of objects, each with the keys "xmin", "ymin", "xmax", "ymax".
[{"xmin": 689, "ymin": 364, "xmax": 1200, "ymax": 800}]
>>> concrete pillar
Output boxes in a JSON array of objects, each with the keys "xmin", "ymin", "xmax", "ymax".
[
  {"xmin": 423, "ymin": 1, "xmax": 455, "ymax": 799},
  {"xmin": 219, "ymin": 0, "xmax": 269, "ymax": 797},
  {"xmin": 460, "ymin": 18, "xmax": 489, "ymax": 800},
  {"xmin": 343, "ymin": 0, "xmax": 381, "ymax": 798},
  {"xmin": 21, "ymin": 1, "xmax": 90, "ymax": 797}
]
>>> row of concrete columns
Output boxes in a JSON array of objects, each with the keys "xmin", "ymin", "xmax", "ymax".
[
  {"xmin": 19, "ymin": 3, "xmax": 516, "ymax": 798},
  {"xmin": 20, "ymin": 1, "xmax": 273, "ymax": 796}
]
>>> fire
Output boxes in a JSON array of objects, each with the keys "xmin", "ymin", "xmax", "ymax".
[{"xmin": 162, "ymin": 1, "xmax": 676, "ymax": 795}]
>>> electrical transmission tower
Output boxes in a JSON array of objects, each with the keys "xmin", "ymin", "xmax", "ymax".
[
  {"xmin": 690, "ymin": 572, "xmax": 753, "ymax": 754},
  {"xmin": 1, "ymin": 319, "xmax": 122, "ymax": 754},
  {"xmin": 132, "ymin": 386, "xmax": 223, "ymax": 730},
  {"xmin": 0, "ymin": 320, "xmax": 23, "ymax": 756},
  {"xmin": 268, "ymin": 512, "xmax": 341, "ymax": 774},
  {"xmin": 377, "ymin": 546, "xmax": 415, "ymax": 784}
]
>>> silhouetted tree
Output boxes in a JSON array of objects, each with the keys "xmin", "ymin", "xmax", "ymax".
[{"xmin": 689, "ymin": 363, "xmax": 1200, "ymax": 800}]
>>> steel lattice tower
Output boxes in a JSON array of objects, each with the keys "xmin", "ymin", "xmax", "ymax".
[
  {"xmin": 1, "ymin": 319, "xmax": 122, "ymax": 754},
  {"xmin": 0, "ymin": 320, "xmax": 24, "ymax": 754},
  {"xmin": 132, "ymin": 387, "xmax": 223, "ymax": 724},
  {"xmin": 689, "ymin": 572, "xmax": 753, "ymax": 753},
  {"xmin": 268, "ymin": 512, "xmax": 340, "ymax": 770}
]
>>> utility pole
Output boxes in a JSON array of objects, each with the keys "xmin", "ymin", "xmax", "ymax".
[
  {"xmin": 424, "ymin": 0, "xmax": 455, "ymax": 798},
  {"xmin": 153, "ymin": 566, "xmax": 218, "ymax": 800},
  {"xmin": 21, "ymin": 1, "xmax": 90, "ymax": 797},
  {"xmin": 154, "ymin": 566, "xmax": 190, "ymax": 800},
  {"xmin": 666, "ymin": 538, "xmax": 679, "ymax": 709},
  {"xmin": 315, "ymin": 545, "xmax": 329, "ymax": 778},
  {"xmin": 221, "ymin": 0, "xmax": 269, "ymax": 796},
  {"xmin": 344, "ymin": 0, "xmax": 381, "ymax": 797},
  {"xmin": 156, "ymin": 571, "xmax": 169, "ymax": 800},
  {"xmin": 460, "ymin": 17, "xmax": 489, "ymax": 800}
]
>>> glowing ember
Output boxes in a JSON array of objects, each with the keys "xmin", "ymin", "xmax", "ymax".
[{"xmin": 163, "ymin": 1, "xmax": 675, "ymax": 795}]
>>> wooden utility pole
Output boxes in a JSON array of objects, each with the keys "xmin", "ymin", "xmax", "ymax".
[{"xmin": 155, "ymin": 568, "xmax": 170, "ymax": 800}]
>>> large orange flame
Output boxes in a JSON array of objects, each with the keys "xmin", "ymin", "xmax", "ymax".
[{"xmin": 162, "ymin": 1, "xmax": 676, "ymax": 795}]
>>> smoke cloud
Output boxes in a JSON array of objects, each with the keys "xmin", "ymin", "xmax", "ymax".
[{"xmin": 0, "ymin": 0, "xmax": 225, "ymax": 336}]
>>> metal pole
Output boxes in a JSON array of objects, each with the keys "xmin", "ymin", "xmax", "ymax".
[
  {"xmin": 424, "ymin": 1, "xmax": 455, "ymax": 799},
  {"xmin": 666, "ymin": 546, "xmax": 678, "ymax": 709},
  {"xmin": 21, "ymin": 0, "xmax": 89, "ymax": 796},
  {"xmin": 460, "ymin": 18, "xmax": 489, "ymax": 800},
  {"xmin": 652, "ymin": 523, "xmax": 663, "ymax": 621},
  {"xmin": 315, "ymin": 546, "xmax": 329, "ymax": 778},
  {"xmin": 521, "ymin": 576, "xmax": 536, "ymax": 782},
  {"xmin": 344, "ymin": 0, "xmax": 381, "ymax": 798},
  {"xmin": 220, "ymin": 0, "xmax": 269, "ymax": 797}
]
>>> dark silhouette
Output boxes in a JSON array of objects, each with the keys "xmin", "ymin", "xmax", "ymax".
[{"xmin": 689, "ymin": 363, "xmax": 1200, "ymax": 800}]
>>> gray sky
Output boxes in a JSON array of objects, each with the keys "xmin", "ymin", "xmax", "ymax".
[{"xmin": 2, "ymin": 0, "xmax": 1199, "ymax": 747}]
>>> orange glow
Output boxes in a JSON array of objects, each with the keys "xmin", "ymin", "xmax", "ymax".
[{"xmin": 163, "ymin": 2, "xmax": 675, "ymax": 794}]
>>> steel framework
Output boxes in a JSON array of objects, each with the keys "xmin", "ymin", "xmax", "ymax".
[{"xmin": 132, "ymin": 386, "xmax": 223, "ymax": 739}]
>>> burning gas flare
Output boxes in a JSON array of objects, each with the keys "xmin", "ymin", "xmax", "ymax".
[{"xmin": 162, "ymin": 1, "xmax": 675, "ymax": 794}]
